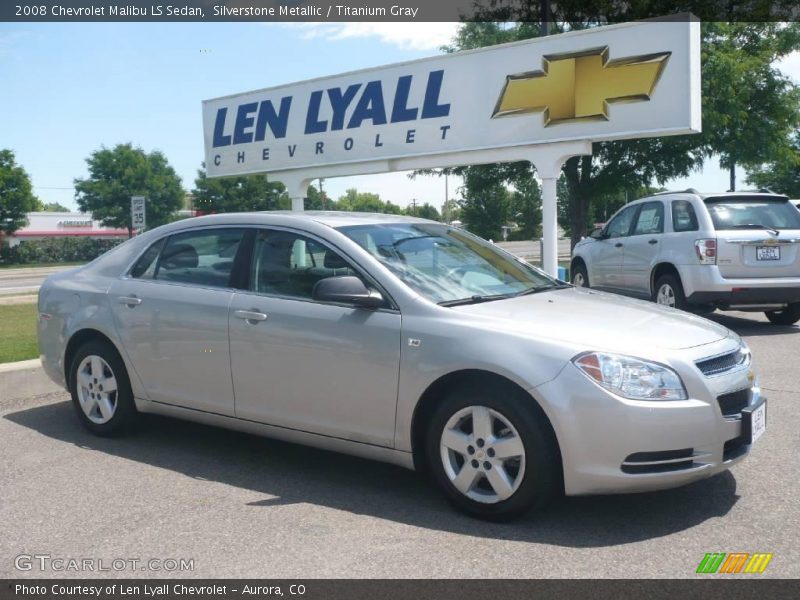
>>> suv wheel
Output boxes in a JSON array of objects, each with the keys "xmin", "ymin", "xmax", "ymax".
[
  {"xmin": 69, "ymin": 339, "xmax": 138, "ymax": 436},
  {"xmin": 571, "ymin": 263, "xmax": 589, "ymax": 288},
  {"xmin": 765, "ymin": 303, "xmax": 800, "ymax": 326},
  {"xmin": 425, "ymin": 382, "xmax": 560, "ymax": 521},
  {"xmin": 653, "ymin": 274, "xmax": 688, "ymax": 311}
]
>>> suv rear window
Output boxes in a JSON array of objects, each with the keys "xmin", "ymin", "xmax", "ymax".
[{"xmin": 704, "ymin": 196, "xmax": 800, "ymax": 231}]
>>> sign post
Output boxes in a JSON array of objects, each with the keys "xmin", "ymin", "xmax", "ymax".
[
  {"xmin": 131, "ymin": 196, "xmax": 146, "ymax": 233},
  {"xmin": 202, "ymin": 17, "xmax": 701, "ymax": 276}
]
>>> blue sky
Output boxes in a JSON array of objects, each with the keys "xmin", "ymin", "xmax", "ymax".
[{"xmin": 1, "ymin": 22, "xmax": 798, "ymax": 212}]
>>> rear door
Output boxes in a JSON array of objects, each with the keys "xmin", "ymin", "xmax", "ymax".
[
  {"xmin": 109, "ymin": 227, "xmax": 247, "ymax": 416},
  {"xmin": 623, "ymin": 201, "xmax": 665, "ymax": 294},
  {"xmin": 706, "ymin": 196, "xmax": 800, "ymax": 278},
  {"xmin": 591, "ymin": 204, "xmax": 638, "ymax": 289}
]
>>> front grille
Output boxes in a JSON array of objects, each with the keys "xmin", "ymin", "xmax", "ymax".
[
  {"xmin": 621, "ymin": 448, "xmax": 695, "ymax": 474},
  {"xmin": 696, "ymin": 348, "xmax": 749, "ymax": 377},
  {"xmin": 717, "ymin": 388, "xmax": 750, "ymax": 417}
]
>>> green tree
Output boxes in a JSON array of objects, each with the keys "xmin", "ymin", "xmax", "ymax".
[
  {"xmin": 702, "ymin": 23, "xmax": 800, "ymax": 190},
  {"xmin": 0, "ymin": 149, "xmax": 39, "ymax": 237},
  {"xmin": 192, "ymin": 164, "xmax": 288, "ymax": 213},
  {"xmin": 459, "ymin": 165, "xmax": 512, "ymax": 240},
  {"xmin": 440, "ymin": 16, "xmax": 800, "ymax": 247},
  {"xmin": 508, "ymin": 176, "xmax": 542, "ymax": 240},
  {"xmin": 74, "ymin": 144, "xmax": 184, "ymax": 237},
  {"xmin": 305, "ymin": 183, "xmax": 333, "ymax": 210},
  {"xmin": 408, "ymin": 202, "xmax": 441, "ymax": 221},
  {"xmin": 337, "ymin": 188, "xmax": 403, "ymax": 213},
  {"xmin": 41, "ymin": 202, "xmax": 70, "ymax": 212},
  {"xmin": 441, "ymin": 198, "xmax": 462, "ymax": 223},
  {"xmin": 747, "ymin": 136, "xmax": 800, "ymax": 198}
]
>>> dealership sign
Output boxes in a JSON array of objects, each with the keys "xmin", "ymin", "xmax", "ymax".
[{"xmin": 202, "ymin": 19, "xmax": 700, "ymax": 178}]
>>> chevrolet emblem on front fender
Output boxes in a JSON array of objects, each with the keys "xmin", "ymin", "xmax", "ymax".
[{"xmin": 493, "ymin": 47, "xmax": 670, "ymax": 125}]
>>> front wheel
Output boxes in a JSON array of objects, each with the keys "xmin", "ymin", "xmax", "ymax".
[
  {"xmin": 571, "ymin": 263, "xmax": 589, "ymax": 288},
  {"xmin": 69, "ymin": 339, "xmax": 138, "ymax": 436},
  {"xmin": 425, "ymin": 383, "xmax": 561, "ymax": 521},
  {"xmin": 765, "ymin": 303, "xmax": 800, "ymax": 326}
]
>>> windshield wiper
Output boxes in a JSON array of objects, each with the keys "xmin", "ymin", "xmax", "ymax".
[
  {"xmin": 438, "ymin": 293, "xmax": 515, "ymax": 307},
  {"xmin": 512, "ymin": 282, "xmax": 570, "ymax": 297},
  {"xmin": 729, "ymin": 224, "xmax": 780, "ymax": 235}
]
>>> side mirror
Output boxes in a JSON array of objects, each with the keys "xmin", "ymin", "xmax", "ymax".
[
  {"xmin": 312, "ymin": 276, "xmax": 385, "ymax": 309},
  {"xmin": 590, "ymin": 227, "xmax": 606, "ymax": 240}
]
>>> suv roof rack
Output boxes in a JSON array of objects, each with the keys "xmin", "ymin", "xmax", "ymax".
[{"xmin": 653, "ymin": 188, "xmax": 700, "ymax": 196}]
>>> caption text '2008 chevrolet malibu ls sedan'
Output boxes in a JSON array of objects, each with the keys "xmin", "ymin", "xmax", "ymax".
[{"xmin": 37, "ymin": 212, "xmax": 766, "ymax": 520}]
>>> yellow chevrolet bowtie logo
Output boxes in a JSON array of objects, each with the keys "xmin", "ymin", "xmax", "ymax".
[{"xmin": 493, "ymin": 47, "xmax": 671, "ymax": 125}]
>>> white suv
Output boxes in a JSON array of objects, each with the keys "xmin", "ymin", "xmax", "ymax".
[{"xmin": 571, "ymin": 190, "xmax": 800, "ymax": 324}]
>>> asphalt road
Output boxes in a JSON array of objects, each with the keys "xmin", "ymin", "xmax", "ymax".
[
  {"xmin": 1, "ymin": 311, "xmax": 799, "ymax": 579},
  {"xmin": 0, "ymin": 266, "xmax": 75, "ymax": 295}
]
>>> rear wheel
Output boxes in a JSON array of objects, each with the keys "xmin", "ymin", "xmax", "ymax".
[
  {"xmin": 653, "ymin": 274, "xmax": 688, "ymax": 311},
  {"xmin": 69, "ymin": 339, "xmax": 138, "ymax": 436},
  {"xmin": 765, "ymin": 303, "xmax": 800, "ymax": 326},
  {"xmin": 425, "ymin": 382, "xmax": 560, "ymax": 521},
  {"xmin": 571, "ymin": 263, "xmax": 589, "ymax": 288}
]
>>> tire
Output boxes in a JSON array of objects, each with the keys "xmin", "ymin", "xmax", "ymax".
[
  {"xmin": 68, "ymin": 339, "xmax": 138, "ymax": 436},
  {"xmin": 571, "ymin": 262, "xmax": 589, "ymax": 288},
  {"xmin": 765, "ymin": 303, "xmax": 800, "ymax": 326},
  {"xmin": 425, "ymin": 381, "xmax": 561, "ymax": 521},
  {"xmin": 653, "ymin": 274, "xmax": 688, "ymax": 311}
]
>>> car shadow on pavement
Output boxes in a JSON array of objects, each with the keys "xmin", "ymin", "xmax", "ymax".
[
  {"xmin": 706, "ymin": 313, "xmax": 799, "ymax": 337},
  {"xmin": 5, "ymin": 400, "xmax": 740, "ymax": 548}
]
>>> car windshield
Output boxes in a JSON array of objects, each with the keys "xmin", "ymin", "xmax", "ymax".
[
  {"xmin": 337, "ymin": 223, "xmax": 561, "ymax": 305},
  {"xmin": 705, "ymin": 197, "xmax": 800, "ymax": 231}
]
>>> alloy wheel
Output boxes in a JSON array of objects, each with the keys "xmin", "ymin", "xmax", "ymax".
[
  {"xmin": 75, "ymin": 355, "xmax": 119, "ymax": 425},
  {"xmin": 573, "ymin": 272, "xmax": 585, "ymax": 287},
  {"xmin": 439, "ymin": 405, "xmax": 526, "ymax": 504},
  {"xmin": 656, "ymin": 283, "xmax": 676, "ymax": 307}
]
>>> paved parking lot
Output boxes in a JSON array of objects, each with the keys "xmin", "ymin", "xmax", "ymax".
[{"xmin": 1, "ymin": 311, "xmax": 798, "ymax": 579}]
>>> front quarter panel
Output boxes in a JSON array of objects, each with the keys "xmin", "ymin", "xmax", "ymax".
[{"xmin": 394, "ymin": 309, "xmax": 576, "ymax": 452}]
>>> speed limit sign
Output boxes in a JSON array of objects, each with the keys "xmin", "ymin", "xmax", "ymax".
[{"xmin": 131, "ymin": 196, "xmax": 146, "ymax": 230}]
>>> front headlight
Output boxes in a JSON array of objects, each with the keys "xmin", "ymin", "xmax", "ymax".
[{"xmin": 572, "ymin": 352, "xmax": 688, "ymax": 400}]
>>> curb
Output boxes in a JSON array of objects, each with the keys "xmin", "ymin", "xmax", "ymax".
[{"xmin": 0, "ymin": 359, "xmax": 64, "ymax": 402}]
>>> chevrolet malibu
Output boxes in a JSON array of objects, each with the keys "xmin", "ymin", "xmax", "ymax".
[{"xmin": 37, "ymin": 212, "xmax": 766, "ymax": 520}]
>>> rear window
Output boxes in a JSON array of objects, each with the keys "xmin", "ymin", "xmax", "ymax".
[{"xmin": 704, "ymin": 197, "xmax": 800, "ymax": 231}]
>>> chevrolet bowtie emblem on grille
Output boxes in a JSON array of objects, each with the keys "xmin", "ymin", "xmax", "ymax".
[{"xmin": 493, "ymin": 47, "xmax": 671, "ymax": 125}]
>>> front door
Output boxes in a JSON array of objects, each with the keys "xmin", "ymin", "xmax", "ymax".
[
  {"xmin": 592, "ymin": 205, "xmax": 637, "ymax": 289},
  {"xmin": 109, "ymin": 227, "xmax": 246, "ymax": 416},
  {"xmin": 623, "ymin": 201, "xmax": 665, "ymax": 294},
  {"xmin": 228, "ymin": 228, "xmax": 402, "ymax": 447}
]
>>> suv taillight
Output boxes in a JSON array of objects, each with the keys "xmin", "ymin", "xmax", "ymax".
[{"xmin": 694, "ymin": 238, "xmax": 717, "ymax": 265}]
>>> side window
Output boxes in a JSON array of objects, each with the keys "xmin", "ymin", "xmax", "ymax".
[
  {"xmin": 672, "ymin": 200, "xmax": 699, "ymax": 232},
  {"xmin": 155, "ymin": 228, "xmax": 245, "ymax": 288},
  {"xmin": 251, "ymin": 229, "xmax": 358, "ymax": 300},
  {"xmin": 130, "ymin": 238, "xmax": 165, "ymax": 279},
  {"xmin": 606, "ymin": 206, "xmax": 637, "ymax": 238},
  {"xmin": 632, "ymin": 202, "xmax": 664, "ymax": 235}
]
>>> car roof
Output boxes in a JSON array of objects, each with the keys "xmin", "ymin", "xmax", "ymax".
[
  {"xmin": 651, "ymin": 190, "xmax": 789, "ymax": 201},
  {"xmin": 163, "ymin": 211, "xmax": 437, "ymax": 232}
]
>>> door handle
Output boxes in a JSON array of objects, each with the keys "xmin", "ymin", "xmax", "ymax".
[
  {"xmin": 648, "ymin": 239, "xmax": 659, "ymax": 245},
  {"xmin": 614, "ymin": 242, "xmax": 624, "ymax": 248},
  {"xmin": 234, "ymin": 309, "xmax": 268, "ymax": 323},
  {"xmin": 118, "ymin": 296, "xmax": 142, "ymax": 306}
]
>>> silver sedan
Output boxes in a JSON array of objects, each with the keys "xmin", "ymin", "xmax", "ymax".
[{"xmin": 37, "ymin": 212, "xmax": 766, "ymax": 520}]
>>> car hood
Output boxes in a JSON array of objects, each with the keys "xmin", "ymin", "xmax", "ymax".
[{"xmin": 451, "ymin": 287, "xmax": 733, "ymax": 351}]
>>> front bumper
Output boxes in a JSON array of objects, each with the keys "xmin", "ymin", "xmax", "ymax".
[
  {"xmin": 679, "ymin": 265, "xmax": 800, "ymax": 307},
  {"xmin": 533, "ymin": 339, "xmax": 761, "ymax": 496}
]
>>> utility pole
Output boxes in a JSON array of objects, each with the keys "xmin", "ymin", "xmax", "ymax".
[
  {"xmin": 444, "ymin": 172, "xmax": 449, "ymax": 223},
  {"xmin": 318, "ymin": 178, "xmax": 326, "ymax": 209},
  {"xmin": 541, "ymin": 0, "xmax": 552, "ymax": 37},
  {"xmin": 410, "ymin": 198, "xmax": 417, "ymax": 216}
]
